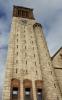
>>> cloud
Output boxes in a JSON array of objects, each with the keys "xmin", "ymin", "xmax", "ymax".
[
  {"xmin": 46, "ymin": 12, "xmax": 62, "ymax": 56},
  {"xmin": 0, "ymin": 0, "xmax": 62, "ymax": 99},
  {"xmin": 0, "ymin": 0, "xmax": 13, "ymax": 31},
  {"xmin": 0, "ymin": 48, "xmax": 7, "ymax": 99},
  {"xmin": 0, "ymin": 0, "xmax": 13, "ymax": 50},
  {"xmin": 0, "ymin": 0, "xmax": 62, "ymax": 55}
]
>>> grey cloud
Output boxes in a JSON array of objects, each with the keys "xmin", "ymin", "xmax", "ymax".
[
  {"xmin": 0, "ymin": 49, "xmax": 7, "ymax": 99},
  {"xmin": 46, "ymin": 13, "xmax": 62, "ymax": 56},
  {"xmin": 0, "ymin": 0, "xmax": 62, "ymax": 99}
]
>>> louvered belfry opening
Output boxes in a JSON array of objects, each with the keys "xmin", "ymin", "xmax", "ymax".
[
  {"xmin": 13, "ymin": 6, "xmax": 35, "ymax": 19},
  {"xmin": 10, "ymin": 79, "xmax": 20, "ymax": 100}
]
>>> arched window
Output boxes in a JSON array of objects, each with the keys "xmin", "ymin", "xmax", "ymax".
[
  {"xmin": 23, "ymin": 79, "xmax": 33, "ymax": 100},
  {"xmin": 10, "ymin": 79, "xmax": 20, "ymax": 100},
  {"xmin": 35, "ymin": 80, "xmax": 43, "ymax": 100}
]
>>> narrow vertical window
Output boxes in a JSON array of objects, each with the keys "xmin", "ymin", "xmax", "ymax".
[
  {"xmin": 16, "ymin": 60, "xmax": 18, "ymax": 63},
  {"xmin": 24, "ymin": 40, "xmax": 26, "ymax": 43},
  {"xmin": 17, "ymin": 34, "xmax": 18, "ymax": 36},
  {"xmin": 17, "ymin": 45, "xmax": 18, "ymax": 48},
  {"xmin": 25, "ymin": 46, "xmax": 26, "ymax": 49},
  {"xmin": 17, "ymin": 39, "xmax": 18, "ymax": 42},
  {"xmin": 36, "ymin": 71, "xmax": 38, "ymax": 75},
  {"xmin": 26, "ymin": 61, "xmax": 27, "ymax": 65},
  {"xmin": 32, "ymin": 41, "xmax": 33, "ymax": 44},
  {"xmin": 18, "ymin": 10, "xmax": 20, "ymax": 16},
  {"xmin": 24, "ymin": 35, "xmax": 25, "ymax": 37},
  {"xmin": 16, "ymin": 69, "xmax": 17, "ymax": 73},
  {"xmin": 35, "ymin": 62, "xmax": 36, "ymax": 66},
  {"xmin": 16, "ymin": 52, "xmax": 18, "ymax": 56},
  {"xmin": 34, "ymin": 54, "xmax": 35, "ymax": 58}
]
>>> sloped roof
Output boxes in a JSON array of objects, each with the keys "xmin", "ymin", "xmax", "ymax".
[{"xmin": 51, "ymin": 47, "xmax": 62, "ymax": 59}]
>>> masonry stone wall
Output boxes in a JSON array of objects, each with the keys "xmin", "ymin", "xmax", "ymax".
[
  {"xmin": 52, "ymin": 48, "xmax": 62, "ymax": 95},
  {"xmin": 33, "ymin": 23, "xmax": 62, "ymax": 100},
  {"xmin": 3, "ymin": 15, "xmax": 62, "ymax": 100},
  {"xmin": 3, "ymin": 17, "xmax": 42, "ymax": 100}
]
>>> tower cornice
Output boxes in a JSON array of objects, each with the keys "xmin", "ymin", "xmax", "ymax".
[{"xmin": 13, "ymin": 5, "xmax": 35, "ymax": 19}]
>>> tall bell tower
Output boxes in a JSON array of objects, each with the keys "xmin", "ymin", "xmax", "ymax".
[{"xmin": 3, "ymin": 5, "xmax": 62, "ymax": 100}]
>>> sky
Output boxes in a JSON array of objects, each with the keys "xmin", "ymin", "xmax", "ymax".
[{"xmin": 0, "ymin": 0, "xmax": 62, "ymax": 99}]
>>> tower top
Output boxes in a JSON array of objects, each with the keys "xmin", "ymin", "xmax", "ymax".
[{"xmin": 13, "ymin": 5, "xmax": 35, "ymax": 19}]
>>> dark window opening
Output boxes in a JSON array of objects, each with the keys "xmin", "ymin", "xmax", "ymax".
[
  {"xmin": 17, "ymin": 34, "xmax": 18, "ymax": 36},
  {"xmin": 25, "ymin": 46, "xmax": 26, "ymax": 49},
  {"xmin": 18, "ymin": 10, "xmax": 22, "ymax": 17},
  {"xmin": 31, "ymin": 36, "xmax": 32, "ymax": 38},
  {"xmin": 54, "ymin": 84, "xmax": 56, "ymax": 88},
  {"xmin": 12, "ymin": 87, "xmax": 18, "ymax": 99},
  {"xmin": 24, "ymin": 88, "xmax": 31, "ymax": 100},
  {"xmin": 34, "ymin": 54, "xmax": 35, "ymax": 58},
  {"xmin": 16, "ymin": 60, "xmax": 18, "ymax": 63},
  {"xmin": 17, "ymin": 39, "xmax": 18, "ymax": 42},
  {"xmin": 26, "ymin": 12, "xmax": 29, "ymax": 17},
  {"xmin": 24, "ymin": 35, "xmax": 25, "ymax": 37},
  {"xmin": 51, "ymin": 71, "xmax": 52, "ymax": 75},
  {"xmin": 36, "ymin": 71, "xmax": 38, "ymax": 75},
  {"xmin": 60, "ymin": 54, "xmax": 62, "ymax": 59},
  {"xmin": 48, "ymin": 62, "xmax": 50, "ymax": 66},
  {"xmin": 37, "ymin": 47, "xmax": 38, "ymax": 49},
  {"xmin": 26, "ymin": 70, "xmax": 28, "ymax": 73},
  {"xmin": 26, "ymin": 61, "xmax": 27, "ymax": 65},
  {"xmin": 16, "ymin": 69, "xmax": 17, "ymax": 73},
  {"xmin": 18, "ymin": 10, "xmax": 20, "ymax": 16},
  {"xmin": 16, "ymin": 52, "xmax": 18, "ymax": 55},
  {"xmin": 32, "ymin": 41, "xmax": 33, "ymax": 44},
  {"xmin": 22, "ymin": 11, "xmax": 29, "ymax": 18},
  {"xmin": 35, "ymin": 62, "xmax": 36, "ymax": 66},
  {"xmin": 24, "ymin": 30, "xmax": 25, "ymax": 32},
  {"xmin": 37, "ymin": 89, "xmax": 42, "ymax": 100},
  {"xmin": 24, "ymin": 40, "xmax": 26, "ymax": 43},
  {"xmin": 22, "ymin": 11, "xmax": 26, "ymax": 18},
  {"xmin": 17, "ymin": 45, "xmax": 18, "ymax": 48}
]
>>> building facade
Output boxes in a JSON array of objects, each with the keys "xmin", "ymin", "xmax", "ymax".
[
  {"xmin": 3, "ymin": 6, "xmax": 62, "ymax": 100},
  {"xmin": 52, "ymin": 47, "xmax": 62, "ymax": 95}
]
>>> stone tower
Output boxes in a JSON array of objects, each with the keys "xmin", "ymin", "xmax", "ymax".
[{"xmin": 3, "ymin": 6, "xmax": 62, "ymax": 100}]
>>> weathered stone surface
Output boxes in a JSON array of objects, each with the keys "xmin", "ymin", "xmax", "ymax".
[
  {"xmin": 3, "ymin": 6, "xmax": 62, "ymax": 100},
  {"xmin": 52, "ymin": 48, "xmax": 62, "ymax": 95}
]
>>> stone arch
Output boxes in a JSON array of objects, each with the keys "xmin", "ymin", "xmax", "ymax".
[
  {"xmin": 33, "ymin": 23, "xmax": 42, "ymax": 29},
  {"xmin": 35, "ymin": 80, "xmax": 43, "ymax": 88},
  {"xmin": 23, "ymin": 79, "xmax": 32, "ymax": 88},
  {"xmin": 23, "ymin": 79, "xmax": 33, "ymax": 100},
  {"xmin": 10, "ymin": 78, "xmax": 20, "ymax": 100}
]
